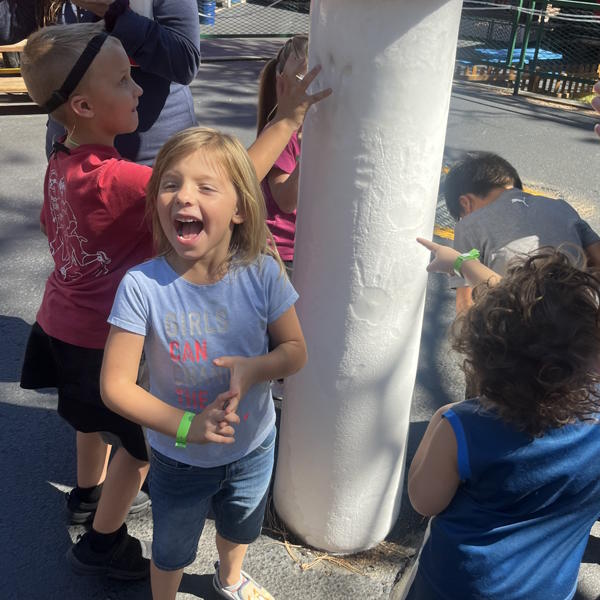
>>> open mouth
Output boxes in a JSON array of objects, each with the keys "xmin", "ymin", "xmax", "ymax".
[{"xmin": 175, "ymin": 218, "xmax": 204, "ymax": 240}]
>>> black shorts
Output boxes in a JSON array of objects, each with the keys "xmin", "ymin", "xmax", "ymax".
[{"xmin": 20, "ymin": 322, "xmax": 148, "ymax": 462}]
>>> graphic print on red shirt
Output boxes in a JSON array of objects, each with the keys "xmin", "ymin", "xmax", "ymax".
[{"xmin": 37, "ymin": 144, "xmax": 154, "ymax": 349}]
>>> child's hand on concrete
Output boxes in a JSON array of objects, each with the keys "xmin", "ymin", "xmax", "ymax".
[
  {"xmin": 275, "ymin": 63, "xmax": 332, "ymax": 132},
  {"xmin": 276, "ymin": 51, "xmax": 308, "ymax": 99}
]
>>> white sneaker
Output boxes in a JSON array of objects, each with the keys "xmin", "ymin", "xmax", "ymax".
[{"xmin": 213, "ymin": 561, "xmax": 274, "ymax": 600}]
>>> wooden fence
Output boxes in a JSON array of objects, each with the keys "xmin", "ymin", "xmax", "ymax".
[{"xmin": 454, "ymin": 61, "xmax": 600, "ymax": 99}]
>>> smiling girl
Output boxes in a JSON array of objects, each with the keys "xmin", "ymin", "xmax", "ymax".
[{"xmin": 100, "ymin": 128, "xmax": 308, "ymax": 600}]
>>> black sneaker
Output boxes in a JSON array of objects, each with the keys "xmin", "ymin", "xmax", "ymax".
[
  {"xmin": 66, "ymin": 525, "xmax": 151, "ymax": 580},
  {"xmin": 66, "ymin": 488, "xmax": 151, "ymax": 524}
]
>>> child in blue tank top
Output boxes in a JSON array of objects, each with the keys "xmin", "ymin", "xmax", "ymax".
[{"xmin": 406, "ymin": 238, "xmax": 600, "ymax": 600}]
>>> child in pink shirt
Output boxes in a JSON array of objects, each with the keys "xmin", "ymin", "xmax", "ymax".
[{"xmin": 257, "ymin": 36, "xmax": 307, "ymax": 275}]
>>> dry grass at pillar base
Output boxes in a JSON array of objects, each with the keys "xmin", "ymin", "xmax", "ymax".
[{"xmin": 262, "ymin": 497, "xmax": 414, "ymax": 577}]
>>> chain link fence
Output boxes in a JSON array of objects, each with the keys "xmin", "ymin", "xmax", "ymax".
[
  {"xmin": 456, "ymin": 1, "xmax": 600, "ymax": 98},
  {"xmin": 199, "ymin": 0, "xmax": 310, "ymax": 38},
  {"xmin": 200, "ymin": 0, "xmax": 600, "ymax": 99}
]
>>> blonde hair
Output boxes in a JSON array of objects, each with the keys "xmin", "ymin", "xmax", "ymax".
[
  {"xmin": 146, "ymin": 127, "xmax": 284, "ymax": 272},
  {"xmin": 21, "ymin": 22, "xmax": 106, "ymax": 125}
]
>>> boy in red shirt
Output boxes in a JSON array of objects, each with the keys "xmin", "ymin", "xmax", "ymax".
[{"xmin": 19, "ymin": 20, "xmax": 330, "ymax": 580}]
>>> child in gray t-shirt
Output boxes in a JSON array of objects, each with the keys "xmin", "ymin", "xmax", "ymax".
[{"xmin": 444, "ymin": 152, "xmax": 600, "ymax": 314}]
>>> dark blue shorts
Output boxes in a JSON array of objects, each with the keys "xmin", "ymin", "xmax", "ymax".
[{"xmin": 149, "ymin": 425, "xmax": 276, "ymax": 571}]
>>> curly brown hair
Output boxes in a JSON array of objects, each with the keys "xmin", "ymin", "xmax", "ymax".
[{"xmin": 453, "ymin": 248, "xmax": 600, "ymax": 436}]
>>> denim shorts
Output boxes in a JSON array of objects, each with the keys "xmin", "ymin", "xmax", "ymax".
[{"xmin": 149, "ymin": 425, "xmax": 276, "ymax": 571}]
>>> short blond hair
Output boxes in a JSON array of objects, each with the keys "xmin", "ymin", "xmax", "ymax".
[
  {"xmin": 146, "ymin": 127, "xmax": 284, "ymax": 271},
  {"xmin": 21, "ymin": 22, "xmax": 106, "ymax": 125}
]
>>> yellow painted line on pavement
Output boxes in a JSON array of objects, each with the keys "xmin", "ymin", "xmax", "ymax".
[
  {"xmin": 523, "ymin": 186, "xmax": 545, "ymax": 196},
  {"xmin": 433, "ymin": 225, "xmax": 455, "ymax": 240}
]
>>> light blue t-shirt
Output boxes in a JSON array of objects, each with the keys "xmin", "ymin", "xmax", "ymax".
[{"xmin": 108, "ymin": 254, "xmax": 297, "ymax": 467}]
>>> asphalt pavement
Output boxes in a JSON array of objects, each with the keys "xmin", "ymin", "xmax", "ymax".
[{"xmin": 2, "ymin": 39, "xmax": 600, "ymax": 599}]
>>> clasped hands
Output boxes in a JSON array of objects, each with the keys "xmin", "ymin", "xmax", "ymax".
[{"xmin": 186, "ymin": 355, "xmax": 258, "ymax": 446}]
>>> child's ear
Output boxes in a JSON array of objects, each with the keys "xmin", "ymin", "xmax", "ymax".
[
  {"xmin": 70, "ymin": 94, "xmax": 94, "ymax": 119},
  {"xmin": 458, "ymin": 193, "xmax": 476, "ymax": 218},
  {"xmin": 232, "ymin": 205, "xmax": 245, "ymax": 225}
]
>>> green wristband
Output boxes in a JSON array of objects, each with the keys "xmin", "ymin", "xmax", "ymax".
[
  {"xmin": 453, "ymin": 248, "xmax": 480, "ymax": 278},
  {"xmin": 175, "ymin": 411, "xmax": 195, "ymax": 448}
]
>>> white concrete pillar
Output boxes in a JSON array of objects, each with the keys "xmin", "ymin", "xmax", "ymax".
[{"xmin": 273, "ymin": 0, "xmax": 464, "ymax": 553}]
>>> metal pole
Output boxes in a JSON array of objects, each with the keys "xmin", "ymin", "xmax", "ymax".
[
  {"xmin": 528, "ymin": 0, "xmax": 547, "ymax": 91},
  {"xmin": 507, "ymin": 0, "xmax": 524, "ymax": 67},
  {"xmin": 513, "ymin": 0, "xmax": 536, "ymax": 95}
]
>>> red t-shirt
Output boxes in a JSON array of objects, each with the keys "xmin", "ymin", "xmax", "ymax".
[
  {"xmin": 37, "ymin": 144, "xmax": 153, "ymax": 349},
  {"xmin": 261, "ymin": 132, "xmax": 300, "ymax": 262}
]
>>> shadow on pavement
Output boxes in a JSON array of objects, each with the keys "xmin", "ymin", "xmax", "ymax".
[
  {"xmin": 451, "ymin": 82, "xmax": 596, "ymax": 132},
  {"xmin": 0, "ymin": 314, "xmax": 31, "ymax": 383},
  {"xmin": 180, "ymin": 573, "xmax": 222, "ymax": 599},
  {"xmin": 582, "ymin": 533, "xmax": 600, "ymax": 566}
]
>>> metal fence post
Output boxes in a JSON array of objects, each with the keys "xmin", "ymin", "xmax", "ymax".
[
  {"xmin": 513, "ymin": 0, "xmax": 536, "ymax": 95},
  {"xmin": 528, "ymin": 0, "xmax": 547, "ymax": 91},
  {"xmin": 507, "ymin": 0, "xmax": 524, "ymax": 67}
]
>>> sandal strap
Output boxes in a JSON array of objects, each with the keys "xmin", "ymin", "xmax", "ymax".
[
  {"xmin": 237, "ymin": 574, "xmax": 272, "ymax": 600},
  {"xmin": 213, "ymin": 562, "xmax": 273, "ymax": 600}
]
